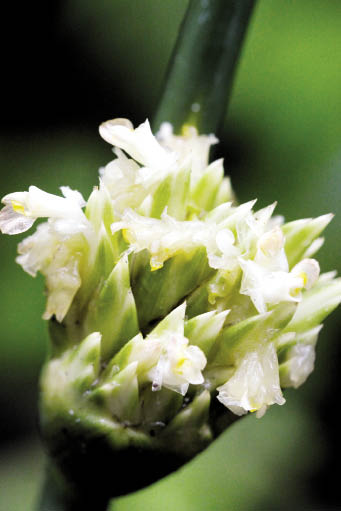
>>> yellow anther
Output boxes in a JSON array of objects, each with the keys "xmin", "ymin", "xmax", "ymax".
[
  {"xmin": 11, "ymin": 200, "xmax": 25, "ymax": 215},
  {"xmin": 122, "ymin": 229, "xmax": 131, "ymax": 243},
  {"xmin": 181, "ymin": 124, "xmax": 195, "ymax": 137},
  {"xmin": 291, "ymin": 287, "xmax": 301, "ymax": 297},
  {"xmin": 174, "ymin": 357, "xmax": 186, "ymax": 375},
  {"xmin": 299, "ymin": 271, "xmax": 308, "ymax": 286}
]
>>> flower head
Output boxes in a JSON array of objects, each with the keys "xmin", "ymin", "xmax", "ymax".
[{"xmin": 1, "ymin": 117, "xmax": 340, "ymax": 496}]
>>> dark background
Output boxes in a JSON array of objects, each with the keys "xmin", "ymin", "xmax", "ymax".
[{"xmin": 1, "ymin": 1, "xmax": 340, "ymax": 509}]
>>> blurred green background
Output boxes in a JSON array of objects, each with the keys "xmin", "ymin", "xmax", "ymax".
[{"xmin": 1, "ymin": 1, "xmax": 340, "ymax": 509}]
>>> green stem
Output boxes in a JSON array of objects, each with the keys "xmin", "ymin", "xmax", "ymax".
[
  {"xmin": 153, "ymin": 0, "xmax": 257, "ymax": 134},
  {"xmin": 37, "ymin": 462, "xmax": 110, "ymax": 511}
]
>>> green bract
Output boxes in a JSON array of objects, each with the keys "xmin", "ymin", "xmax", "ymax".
[{"xmin": 1, "ymin": 118, "xmax": 340, "ymax": 498}]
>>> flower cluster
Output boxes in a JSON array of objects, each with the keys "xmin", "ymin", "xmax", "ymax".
[{"xmin": 1, "ymin": 118, "xmax": 340, "ymax": 450}]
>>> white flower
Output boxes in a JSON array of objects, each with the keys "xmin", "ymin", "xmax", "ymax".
[
  {"xmin": 147, "ymin": 333, "xmax": 206, "ymax": 395},
  {"xmin": 99, "ymin": 118, "xmax": 176, "ymax": 171},
  {"xmin": 217, "ymin": 342, "xmax": 285, "ymax": 416},
  {"xmin": 0, "ymin": 185, "xmax": 93, "ymax": 321},
  {"xmin": 237, "ymin": 203, "xmax": 278, "ymax": 254},
  {"xmin": 99, "ymin": 150, "xmax": 146, "ymax": 213},
  {"xmin": 111, "ymin": 208, "xmax": 239, "ymax": 271},
  {"xmin": 254, "ymin": 226, "xmax": 288, "ymax": 270},
  {"xmin": 126, "ymin": 303, "xmax": 207, "ymax": 395},
  {"xmin": 157, "ymin": 122, "xmax": 218, "ymax": 186},
  {"xmin": 99, "ymin": 120, "xmax": 184, "ymax": 214},
  {"xmin": 0, "ymin": 185, "xmax": 87, "ymax": 235},
  {"xmin": 239, "ymin": 227, "xmax": 320, "ymax": 313},
  {"xmin": 290, "ymin": 258, "xmax": 320, "ymax": 290},
  {"xmin": 0, "ymin": 185, "xmax": 95, "ymax": 322},
  {"xmin": 16, "ymin": 221, "xmax": 88, "ymax": 322},
  {"xmin": 99, "ymin": 147, "xmax": 173, "ymax": 214}
]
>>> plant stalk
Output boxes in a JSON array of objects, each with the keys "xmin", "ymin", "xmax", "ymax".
[{"xmin": 153, "ymin": 0, "xmax": 257, "ymax": 134}]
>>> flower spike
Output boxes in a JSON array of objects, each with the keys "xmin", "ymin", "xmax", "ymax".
[{"xmin": 1, "ymin": 117, "xmax": 339, "ymax": 502}]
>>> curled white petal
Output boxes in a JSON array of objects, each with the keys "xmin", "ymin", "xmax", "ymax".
[{"xmin": 99, "ymin": 118, "xmax": 176, "ymax": 170}]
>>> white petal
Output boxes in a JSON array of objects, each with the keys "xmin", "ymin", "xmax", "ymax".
[
  {"xmin": 281, "ymin": 343, "xmax": 316, "ymax": 389},
  {"xmin": 291, "ymin": 258, "xmax": 320, "ymax": 290},
  {"xmin": 215, "ymin": 229, "xmax": 235, "ymax": 253},
  {"xmin": 26, "ymin": 186, "xmax": 85, "ymax": 220},
  {"xmin": 1, "ymin": 191, "xmax": 28, "ymax": 206},
  {"xmin": 157, "ymin": 122, "xmax": 218, "ymax": 185},
  {"xmin": 16, "ymin": 222, "xmax": 57, "ymax": 276},
  {"xmin": 257, "ymin": 227, "xmax": 284, "ymax": 259},
  {"xmin": 60, "ymin": 186, "xmax": 86, "ymax": 207},
  {"xmin": 111, "ymin": 209, "xmax": 239, "ymax": 271},
  {"xmin": 0, "ymin": 204, "xmax": 34, "ymax": 234},
  {"xmin": 255, "ymin": 227, "xmax": 288, "ymax": 272},
  {"xmin": 43, "ymin": 256, "xmax": 81, "ymax": 322},
  {"xmin": 142, "ymin": 310, "xmax": 207, "ymax": 395},
  {"xmin": 217, "ymin": 343, "xmax": 285, "ymax": 415},
  {"xmin": 303, "ymin": 237, "xmax": 324, "ymax": 258},
  {"xmin": 99, "ymin": 118, "xmax": 175, "ymax": 170}
]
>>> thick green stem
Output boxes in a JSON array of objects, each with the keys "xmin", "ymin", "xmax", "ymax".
[
  {"xmin": 37, "ymin": 462, "xmax": 110, "ymax": 511},
  {"xmin": 153, "ymin": 0, "xmax": 257, "ymax": 134}
]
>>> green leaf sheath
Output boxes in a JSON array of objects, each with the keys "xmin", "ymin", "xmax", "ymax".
[{"xmin": 153, "ymin": 0, "xmax": 257, "ymax": 134}]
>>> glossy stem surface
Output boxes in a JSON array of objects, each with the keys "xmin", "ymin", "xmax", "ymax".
[{"xmin": 153, "ymin": 0, "xmax": 256, "ymax": 134}]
